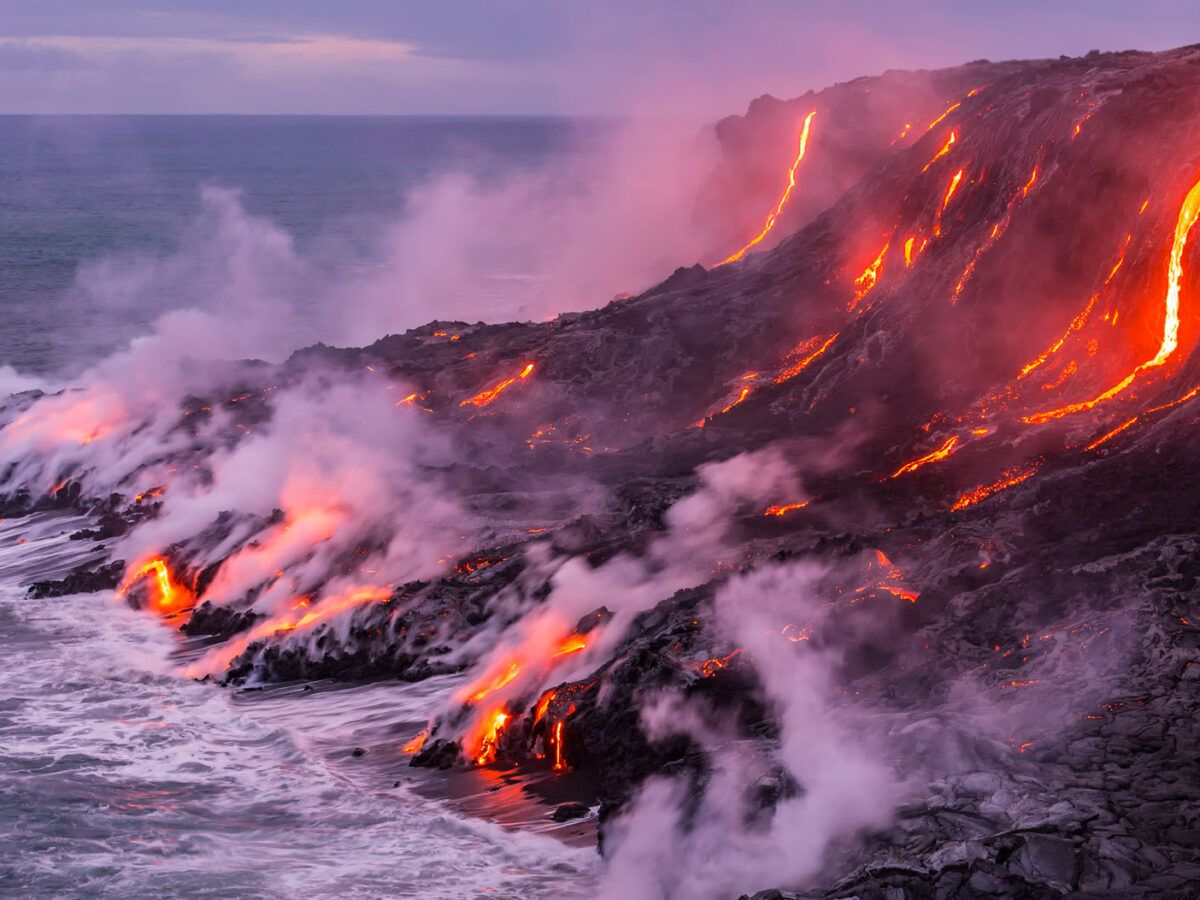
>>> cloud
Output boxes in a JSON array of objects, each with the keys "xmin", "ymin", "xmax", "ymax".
[
  {"xmin": 0, "ymin": 32, "xmax": 420, "ymax": 66},
  {"xmin": 0, "ymin": 39, "xmax": 84, "ymax": 70}
]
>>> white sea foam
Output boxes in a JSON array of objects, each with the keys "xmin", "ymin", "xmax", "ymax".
[{"xmin": 0, "ymin": 518, "xmax": 597, "ymax": 898}]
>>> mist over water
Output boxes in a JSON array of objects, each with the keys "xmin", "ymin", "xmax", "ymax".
[
  {"xmin": 0, "ymin": 114, "xmax": 666, "ymax": 898},
  {"xmin": 0, "ymin": 115, "xmax": 601, "ymax": 375},
  {"xmin": 0, "ymin": 515, "xmax": 597, "ymax": 898}
]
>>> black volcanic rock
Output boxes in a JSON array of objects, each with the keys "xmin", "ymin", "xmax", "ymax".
[{"xmin": 28, "ymin": 560, "xmax": 124, "ymax": 598}]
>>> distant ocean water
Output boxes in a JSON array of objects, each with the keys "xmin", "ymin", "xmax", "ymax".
[{"xmin": 0, "ymin": 115, "xmax": 591, "ymax": 375}]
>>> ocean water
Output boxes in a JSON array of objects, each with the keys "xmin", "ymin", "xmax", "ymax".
[
  {"xmin": 0, "ymin": 517, "xmax": 598, "ymax": 898},
  {"xmin": 0, "ymin": 115, "xmax": 592, "ymax": 375},
  {"xmin": 0, "ymin": 117, "xmax": 604, "ymax": 897}
]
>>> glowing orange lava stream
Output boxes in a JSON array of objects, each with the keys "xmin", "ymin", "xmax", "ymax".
[
  {"xmin": 850, "ymin": 240, "xmax": 890, "ymax": 311},
  {"xmin": 1085, "ymin": 383, "xmax": 1200, "ymax": 451},
  {"xmin": 921, "ymin": 130, "xmax": 956, "ymax": 173},
  {"xmin": 118, "ymin": 558, "xmax": 193, "ymax": 615},
  {"xmin": 1018, "ymin": 233, "xmax": 1132, "ymax": 378},
  {"xmin": 459, "ymin": 362, "xmax": 534, "ymax": 408},
  {"xmin": 1024, "ymin": 177, "xmax": 1200, "ymax": 424},
  {"xmin": 719, "ymin": 110, "xmax": 817, "ymax": 266},
  {"xmin": 763, "ymin": 501, "xmax": 809, "ymax": 516},
  {"xmin": 890, "ymin": 435, "xmax": 960, "ymax": 477},
  {"xmin": 933, "ymin": 169, "xmax": 965, "ymax": 237},
  {"xmin": 951, "ymin": 463, "xmax": 1040, "ymax": 511},
  {"xmin": 773, "ymin": 333, "xmax": 838, "ymax": 383}
]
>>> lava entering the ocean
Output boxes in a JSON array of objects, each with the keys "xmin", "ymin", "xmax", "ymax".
[{"xmin": 117, "ymin": 558, "xmax": 193, "ymax": 616}]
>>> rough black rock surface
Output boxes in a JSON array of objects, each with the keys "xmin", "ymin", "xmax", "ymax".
[{"xmin": 28, "ymin": 561, "xmax": 124, "ymax": 598}]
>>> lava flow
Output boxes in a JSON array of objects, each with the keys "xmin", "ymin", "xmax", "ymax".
[
  {"xmin": 459, "ymin": 362, "xmax": 535, "ymax": 409},
  {"xmin": 933, "ymin": 168, "xmax": 965, "ymax": 237},
  {"xmin": 890, "ymin": 435, "xmax": 960, "ymax": 477},
  {"xmin": 773, "ymin": 333, "xmax": 838, "ymax": 383},
  {"xmin": 951, "ymin": 462, "xmax": 1041, "ymax": 511},
  {"xmin": 921, "ymin": 130, "xmax": 957, "ymax": 172},
  {"xmin": 718, "ymin": 110, "xmax": 817, "ymax": 265},
  {"xmin": 474, "ymin": 709, "xmax": 510, "ymax": 765},
  {"xmin": 850, "ymin": 240, "xmax": 890, "ymax": 310},
  {"xmin": 1023, "ymin": 177, "xmax": 1200, "ymax": 423},
  {"xmin": 117, "ymin": 558, "xmax": 192, "ymax": 616}
]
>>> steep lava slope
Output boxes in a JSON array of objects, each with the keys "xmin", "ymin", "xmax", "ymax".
[{"xmin": 6, "ymin": 45, "xmax": 1200, "ymax": 898}]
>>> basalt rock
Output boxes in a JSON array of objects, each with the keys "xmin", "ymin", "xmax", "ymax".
[{"xmin": 28, "ymin": 560, "xmax": 124, "ymax": 597}]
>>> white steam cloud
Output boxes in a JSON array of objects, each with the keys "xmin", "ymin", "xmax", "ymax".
[{"xmin": 600, "ymin": 561, "xmax": 899, "ymax": 899}]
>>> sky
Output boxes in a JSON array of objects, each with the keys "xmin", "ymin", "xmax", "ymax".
[{"xmin": 0, "ymin": 1, "xmax": 1195, "ymax": 116}]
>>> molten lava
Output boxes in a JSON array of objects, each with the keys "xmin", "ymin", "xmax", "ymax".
[
  {"xmin": 850, "ymin": 239, "xmax": 890, "ymax": 310},
  {"xmin": 951, "ymin": 463, "xmax": 1041, "ymax": 511},
  {"xmin": 773, "ymin": 333, "xmax": 838, "ymax": 383},
  {"xmin": 890, "ymin": 435, "xmax": 959, "ymax": 477},
  {"xmin": 459, "ymin": 362, "xmax": 534, "ymax": 409},
  {"xmin": 118, "ymin": 558, "xmax": 192, "ymax": 615},
  {"xmin": 921, "ymin": 130, "xmax": 957, "ymax": 172},
  {"xmin": 933, "ymin": 169, "xmax": 965, "ymax": 237},
  {"xmin": 403, "ymin": 731, "xmax": 428, "ymax": 753},
  {"xmin": 699, "ymin": 648, "xmax": 743, "ymax": 677},
  {"xmin": 552, "ymin": 720, "xmax": 566, "ymax": 771},
  {"xmin": 1024, "ymin": 177, "xmax": 1200, "ymax": 424},
  {"xmin": 467, "ymin": 661, "xmax": 521, "ymax": 703},
  {"xmin": 695, "ymin": 386, "xmax": 752, "ymax": 427},
  {"xmin": 475, "ymin": 709, "xmax": 510, "ymax": 766},
  {"xmin": 534, "ymin": 690, "xmax": 557, "ymax": 724},
  {"xmin": 763, "ymin": 501, "xmax": 809, "ymax": 516},
  {"xmin": 554, "ymin": 634, "xmax": 588, "ymax": 657},
  {"xmin": 719, "ymin": 110, "xmax": 817, "ymax": 265}
]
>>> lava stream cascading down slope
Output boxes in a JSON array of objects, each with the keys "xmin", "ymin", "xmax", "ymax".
[
  {"xmin": 718, "ymin": 110, "xmax": 817, "ymax": 266},
  {"xmin": 1023, "ymin": 176, "xmax": 1200, "ymax": 424}
]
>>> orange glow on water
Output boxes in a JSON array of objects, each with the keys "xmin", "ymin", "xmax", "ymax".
[
  {"xmin": 403, "ymin": 731, "xmax": 428, "ymax": 753},
  {"xmin": 719, "ymin": 110, "xmax": 817, "ymax": 265}
]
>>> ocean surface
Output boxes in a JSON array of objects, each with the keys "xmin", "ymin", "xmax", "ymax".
[
  {"xmin": 0, "ymin": 117, "xmax": 602, "ymax": 898},
  {"xmin": 0, "ymin": 115, "xmax": 596, "ymax": 375}
]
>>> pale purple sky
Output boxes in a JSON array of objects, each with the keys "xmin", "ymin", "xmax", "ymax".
[{"xmin": 0, "ymin": 1, "xmax": 1196, "ymax": 116}]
